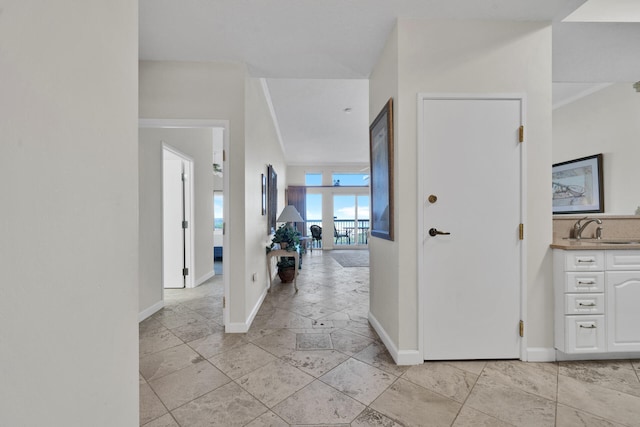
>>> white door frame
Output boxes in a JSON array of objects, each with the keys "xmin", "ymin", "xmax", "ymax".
[
  {"xmin": 162, "ymin": 143, "xmax": 195, "ymax": 289},
  {"xmin": 140, "ymin": 119, "xmax": 230, "ymax": 326},
  {"xmin": 416, "ymin": 93, "xmax": 528, "ymax": 361}
]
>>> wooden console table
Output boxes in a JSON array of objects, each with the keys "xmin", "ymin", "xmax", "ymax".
[{"xmin": 267, "ymin": 249, "xmax": 299, "ymax": 292}]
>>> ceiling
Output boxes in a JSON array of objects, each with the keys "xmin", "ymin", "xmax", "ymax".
[{"xmin": 140, "ymin": 0, "xmax": 640, "ymax": 165}]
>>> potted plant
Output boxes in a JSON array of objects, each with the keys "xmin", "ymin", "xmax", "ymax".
[{"xmin": 267, "ymin": 224, "xmax": 301, "ymax": 283}]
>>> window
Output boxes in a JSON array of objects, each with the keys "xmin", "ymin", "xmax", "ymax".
[
  {"xmin": 305, "ymin": 173, "xmax": 322, "ymax": 186},
  {"xmin": 214, "ymin": 192, "xmax": 223, "ymax": 230},
  {"xmin": 331, "ymin": 173, "xmax": 369, "ymax": 186}
]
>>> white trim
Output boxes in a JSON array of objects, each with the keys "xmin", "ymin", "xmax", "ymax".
[
  {"xmin": 139, "ymin": 118, "xmax": 228, "ymax": 129},
  {"xmin": 225, "ymin": 287, "xmax": 268, "ymax": 333},
  {"xmin": 526, "ymin": 347, "xmax": 556, "ymax": 362},
  {"xmin": 138, "ymin": 300, "xmax": 164, "ymax": 322},
  {"xmin": 416, "ymin": 93, "xmax": 528, "ymax": 362},
  {"xmin": 260, "ymin": 79, "xmax": 287, "ymax": 157},
  {"xmin": 195, "ymin": 270, "xmax": 216, "ymax": 287},
  {"xmin": 555, "ymin": 350, "xmax": 640, "ymax": 361},
  {"xmin": 368, "ymin": 311, "xmax": 422, "ymax": 366}
]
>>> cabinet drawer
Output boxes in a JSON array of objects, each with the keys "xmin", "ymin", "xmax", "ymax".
[
  {"xmin": 565, "ymin": 272, "xmax": 604, "ymax": 293},
  {"xmin": 565, "ymin": 293, "xmax": 605, "ymax": 315},
  {"xmin": 565, "ymin": 315, "xmax": 606, "ymax": 353},
  {"xmin": 605, "ymin": 250, "xmax": 640, "ymax": 271},
  {"xmin": 564, "ymin": 251, "xmax": 605, "ymax": 271}
]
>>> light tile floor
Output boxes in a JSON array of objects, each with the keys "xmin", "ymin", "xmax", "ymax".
[{"xmin": 140, "ymin": 250, "xmax": 640, "ymax": 427}]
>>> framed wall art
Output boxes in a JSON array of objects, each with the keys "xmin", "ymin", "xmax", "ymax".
[
  {"xmin": 552, "ymin": 153, "xmax": 604, "ymax": 214},
  {"xmin": 369, "ymin": 98, "xmax": 394, "ymax": 240}
]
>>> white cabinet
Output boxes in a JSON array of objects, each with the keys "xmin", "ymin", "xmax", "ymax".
[
  {"xmin": 606, "ymin": 271, "xmax": 640, "ymax": 351},
  {"xmin": 554, "ymin": 249, "xmax": 640, "ymax": 355}
]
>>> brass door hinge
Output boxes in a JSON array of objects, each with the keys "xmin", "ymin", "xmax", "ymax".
[
  {"xmin": 518, "ymin": 125, "xmax": 524, "ymax": 143},
  {"xmin": 519, "ymin": 320, "xmax": 524, "ymax": 337},
  {"xmin": 223, "ymin": 296, "xmax": 226, "ymax": 309},
  {"xmin": 223, "ymin": 150, "xmax": 226, "ymax": 162},
  {"xmin": 519, "ymin": 223, "xmax": 524, "ymax": 240}
]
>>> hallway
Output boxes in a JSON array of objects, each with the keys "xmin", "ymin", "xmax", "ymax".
[{"xmin": 140, "ymin": 251, "xmax": 640, "ymax": 426}]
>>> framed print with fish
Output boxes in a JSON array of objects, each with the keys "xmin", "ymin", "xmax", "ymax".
[{"xmin": 552, "ymin": 154, "xmax": 603, "ymax": 214}]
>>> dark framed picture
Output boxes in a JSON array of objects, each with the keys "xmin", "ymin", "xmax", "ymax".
[
  {"xmin": 369, "ymin": 98, "xmax": 394, "ymax": 240},
  {"xmin": 261, "ymin": 173, "xmax": 267, "ymax": 215},
  {"xmin": 552, "ymin": 153, "xmax": 604, "ymax": 214},
  {"xmin": 267, "ymin": 165, "xmax": 278, "ymax": 233}
]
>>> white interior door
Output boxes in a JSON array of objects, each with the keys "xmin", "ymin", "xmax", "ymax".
[
  {"xmin": 421, "ymin": 96, "xmax": 523, "ymax": 360},
  {"xmin": 163, "ymin": 147, "xmax": 192, "ymax": 289}
]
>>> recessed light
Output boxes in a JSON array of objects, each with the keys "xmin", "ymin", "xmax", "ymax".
[{"xmin": 343, "ymin": 107, "xmax": 352, "ymax": 114}]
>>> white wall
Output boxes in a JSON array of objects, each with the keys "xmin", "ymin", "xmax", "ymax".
[
  {"xmin": 138, "ymin": 127, "xmax": 215, "ymax": 312},
  {"xmin": 369, "ymin": 19, "xmax": 553, "ymax": 360},
  {"xmin": 139, "ymin": 61, "xmax": 248, "ymax": 325},
  {"xmin": 553, "ymin": 83, "xmax": 640, "ymax": 215},
  {"xmin": 0, "ymin": 1, "xmax": 139, "ymax": 425},
  {"xmin": 244, "ymin": 78, "xmax": 287, "ymax": 319},
  {"xmin": 368, "ymin": 24, "xmax": 402, "ymax": 347}
]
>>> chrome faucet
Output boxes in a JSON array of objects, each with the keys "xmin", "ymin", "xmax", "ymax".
[{"xmin": 573, "ymin": 217, "xmax": 603, "ymax": 240}]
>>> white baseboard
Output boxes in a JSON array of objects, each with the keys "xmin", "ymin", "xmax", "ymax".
[
  {"xmin": 225, "ymin": 287, "xmax": 268, "ymax": 333},
  {"xmin": 368, "ymin": 311, "xmax": 422, "ymax": 366},
  {"xmin": 526, "ymin": 347, "xmax": 556, "ymax": 362},
  {"xmin": 138, "ymin": 300, "xmax": 164, "ymax": 322},
  {"xmin": 195, "ymin": 270, "xmax": 216, "ymax": 287},
  {"xmin": 556, "ymin": 351, "xmax": 640, "ymax": 361}
]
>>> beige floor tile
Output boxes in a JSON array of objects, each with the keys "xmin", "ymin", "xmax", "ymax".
[
  {"xmin": 139, "ymin": 383, "xmax": 167, "ymax": 426},
  {"xmin": 452, "ymin": 406, "xmax": 515, "ymax": 427},
  {"xmin": 402, "ymin": 362, "xmax": 478, "ymax": 403},
  {"xmin": 253, "ymin": 329, "xmax": 298, "ymax": 357},
  {"xmin": 151, "ymin": 305, "xmax": 209, "ymax": 330},
  {"xmin": 353, "ymin": 341, "xmax": 409, "ymax": 377},
  {"xmin": 330, "ymin": 329, "xmax": 374, "ymax": 356},
  {"xmin": 555, "ymin": 403, "xmax": 626, "ymax": 427},
  {"xmin": 342, "ymin": 321, "xmax": 381, "ymax": 340},
  {"xmin": 237, "ymin": 359, "xmax": 315, "ymax": 407},
  {"xmin": 320, "ymin": 358, "xmax": 396, "ymax": 405},
  {"xmin": 265, "ymin": 308, "xmax": 315, "ymax": 329},
  {"xmin": 559, "ymin": 360, "xmax": 640, "ymax": 397},
  {"xmin": 139, "ymin": 324, "xmax": 184, "ymax": 358},
  {"xmin": 296, "ymin": 332, "xmax": 332, "ymax": 350},
  {"xmin": 465, "ymin": 375, "xmax": 556, "ymax": 427},
  {"xmin": 148, "ymin": 360, "xmax": 230, "ymax": 410},
  {"xmin": 208, "ymin": 342, "xmax": 278, "ymax": 379},
  {"xmin": 280, "ymin": 349, "xmax": 349, "ymax": 377},
  {"xmin": 272, "ymin": 380, "xmax": 365, "ymax": 425},
  {"xmin": 481, "ymin": 360, "xmax": 558, "ymax": 401},
  {"xmin": 370, "ymin": 378, "xmax": 461, "ymax": 427},
  {"xmin": 169, "ymin": 318, "xmax": 223, "ymax": 342},
  {"xmin": 186, "ymin": 329, "xmax": 247, "ymax": 359},
  {"xmin": 443, "ymin": 360, "xmax": 487, "ymax": 375},
  {"xmin": 141, "ymin": 413, "xmax": 179, "ymax": 427},
  {"xmin": 558, "ymin": 374, "xmax": 640, "ymax": 426},
  {"xmin": 245, "ymin": 411, "xmax": 289, "ymax": 427},
  {"xmin": 171, "ymin": 382, "xmax": 267, "ymax": 427},
  {"xmin": 351, "ymin": 407, "xmax": 403, "ymax": 427},
  {"xmin": 139, "ymin": 344, "xmax": 203, "ymax": 382}
]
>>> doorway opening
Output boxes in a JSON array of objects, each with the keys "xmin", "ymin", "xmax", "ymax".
[{"xmin": 333, "ymin": 194, "xmax": 370, "ymax": 247}]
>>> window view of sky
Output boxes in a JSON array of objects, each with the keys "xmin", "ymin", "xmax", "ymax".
[{"xmin": 332, "ymin": 173, "xmax": 369, "ymax": 186}]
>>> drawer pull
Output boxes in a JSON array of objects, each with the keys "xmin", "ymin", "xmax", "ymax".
[
  {"xmin": 577, "ymin": 259, "xmax": 595, "ymax": 263},
  {"xmin": 577, "ymin": 280, "xmax": 595, "ymax": 285},
  {"xmin": 579, "ymin": 324, "xmax": 596, "ymax": 329},
  {"xmin": 578, "ymin": 302, "xmax": 596, "ymax": 307}
]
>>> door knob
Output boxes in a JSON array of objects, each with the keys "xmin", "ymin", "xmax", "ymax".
[{"xmin": 429, "ymin": 228, "xmax": 451, "ymax": 237}]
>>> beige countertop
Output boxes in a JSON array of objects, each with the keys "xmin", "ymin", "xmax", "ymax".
[{"xmin": 550, "ymin": 238, "xmax": 640, "ymax": 250}]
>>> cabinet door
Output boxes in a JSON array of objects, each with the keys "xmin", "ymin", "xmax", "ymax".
[
  {"xmin": 606, "ymin": 272, "xmax": 640, "ymax": 351},
  {"xmin": 565, "ymin": 315, "xmax": 606, "ymax": 353}
]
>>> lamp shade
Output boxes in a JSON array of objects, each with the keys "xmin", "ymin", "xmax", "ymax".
[{"xmin": 277, "ymin": 205, "xmax": 304, "ymax": 223}]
